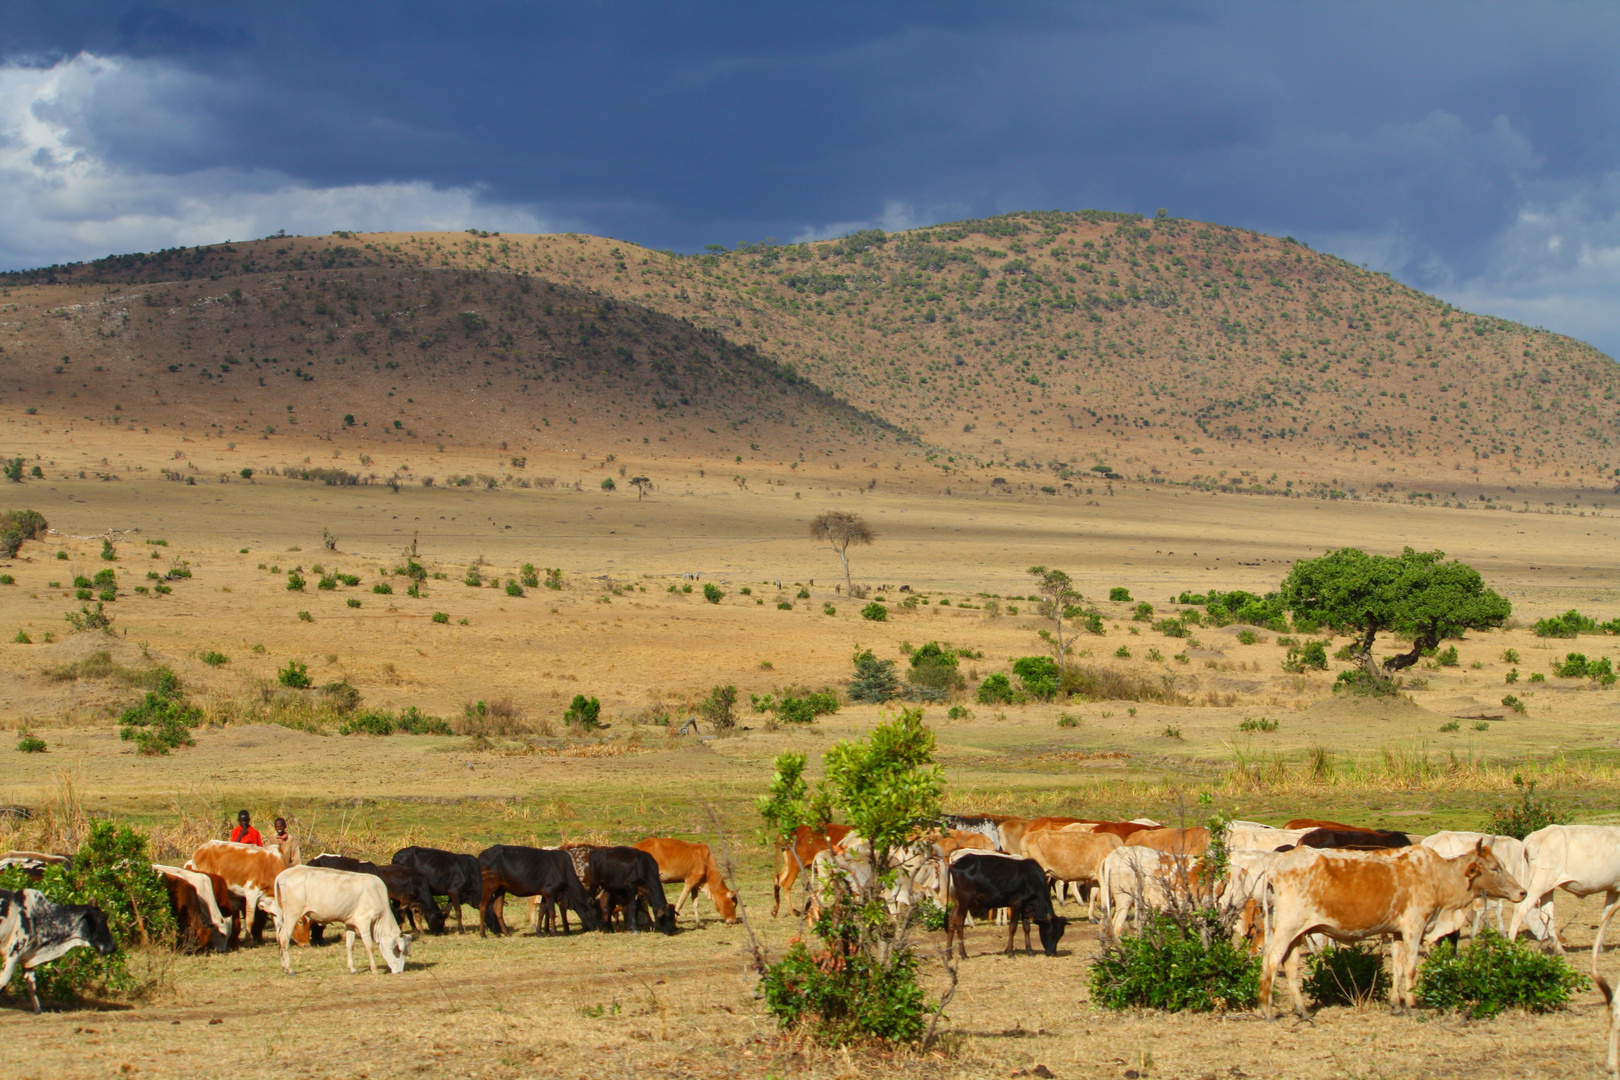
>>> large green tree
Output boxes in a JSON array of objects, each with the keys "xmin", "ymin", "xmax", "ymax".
[{"xmin": 1280, "ymin": 547, "xmax": 1510, "ymax": 678}]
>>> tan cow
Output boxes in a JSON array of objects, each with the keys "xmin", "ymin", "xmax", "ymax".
[
  {"xmin": 1100, "ymin": 845, "xmax": 1209, "ymax": 937},
  {"xmin": 1259, "ymin": 842, "xmax": 1524, "ymax": 1018},
  {"xmin": 772, "ymin": 824, "xmax": 851, "ymax": 916},
  {"xmin": 186, "ymin": 839, "xmax": 286, "ymax": 943},
  {"xmin": 1023, "ymin": 828, "xmax": 1120, "ymax": 920},
  {"xmin": 1124, "ymin": 826, "xmax": 1210, "ymax": 857},
  {"xmin": 634, "ymin": 838, "xmax": 738, "ymax": 924}
]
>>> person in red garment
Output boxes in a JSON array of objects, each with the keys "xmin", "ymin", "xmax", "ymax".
[{"xmin": 230, "ymin": 809, "xmax": 263, "ymax": 846}]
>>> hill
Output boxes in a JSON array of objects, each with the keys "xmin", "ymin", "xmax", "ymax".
[{"xmin": 5, "ymin": 212, "xmax": 1618, "ymax": 496}]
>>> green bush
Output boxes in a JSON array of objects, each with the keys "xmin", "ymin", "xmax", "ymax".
[
  {"xmin": 63, "ymin": 602, "xmax": 114, "ymax": 633},
  {"xmin": 396, "ymin": 706, "xmax": 452, "ymax": 735},
  {"xmin": 860, "ymin": 601, "xmax": 888, "ymax": 622},
  {"xmin": 431, "ymin": 611, "xmax": 449, "ymax": 624},
  {"xmin": 317, "ymin": 575, "xmax": 337, "ymax": 590},
  {"xmin": 1110, "ymin": 587, "xmax": 1132, "ymax": 602},
  {"xmin": 0, "ymin": 574, "xmax": 12, "ymax": 585},
  {"xmin": 1533, "ymin": 610, "xmax": 1596, "ymax": 638},
  {"xmin": 296, "ymin": 610, "xmax": 313, "ymax": 622},
  {"xmin": 1238, "ymin": 716, "xmax": 1278, "ymax": 733},
  {"xmin": 14, "ymin": 629, "xmax": 30, "ymax": 644},
  {"xmin": 372, "ymin": 582, "xmax": 393, "ymax": 594},
  {"xmin": 1485, "ymin": 775, "xmax": 1566, "ymax": 839},
  {"xmin": 520, "ymin": 563, "xmax": 540, "ymax": 588},
  {"xmin": 100, "ymin": 539, "xmax": 116, "ymax": 562},
  {"xmin": 1553, "ymin": 653, "xmax": 1616, "ymax": 685},
  {"xmin": 564, "ymin": 694, "xmax": 602, "ymax": 731},
  {"xmin": 346, "ymin": 597, "xmax": 361, "ymax": 608},
  {"xmin": 200, "ymin": 650, "xmax": 228, "ymax": 666},
  {"xmin": 1153, "ymin": 618, "xmax": 1190, "ymax": 638},
  {"xmin": 764, "ymin": 689, "xmax": 841, "ymax": 724},
  {"xmin": 278, "ymin": 660, "xmax": 312, "ymax": 689},
  {"xmin": 761, "ymin": 940, "xmax": 927, "ymax": 1045},
  {"xmin": 697, "ymin": 684, "xmax": 737, "ymax": 731},
  {"xmin": 505, "ymin": 580, "xmax": 524, "ymax": 597},
  {"xmin": 1283, "ymin": 639, "xmax": 1329, "ymax": 672},
  {"xmin": 1415, "ymin": 931, "xmax": 1587, "ymax": 1018},
  {"xmin": 1333, "ymin": 668, "xmax": 1403, "ymax": 697},
  {"xmin": 703, "ymin": 582, "xmax": 724, "ymax": 604},
  {"xmin": 906, "ymin": 642, "xmax": 962, "ymax": 702},
  {"xmin": 849, "ymin": 649, "xmax": 901, "ymax": 703},
  {"xmin": 118, "ymin": 678, "xmax": 201, "ymax": 755},
  {"xmin": 338, "ymin": 711, "xmax": 395, "ymax": 736},
  {"xmin": 1089, "ymin": 912, "xmax": 1260, "ymax": 1012},
  {"xmin": 1012, "ymin": 655, "xmax": 1060, "ymax": 700},
  {"xmin": 976, "ymin": 672, "xmax": 1016, "ymax": 704},
  {"xmin": 1302, "ymin": 944, "xmax": 1389, "ymax": 1006},
  {"xmin": 823, "ymin": 603, "xmax": 836, "ymax": 616},
  {"xmin": 16, "ymin": 734, "xmax": 46, "ymax": 753}
]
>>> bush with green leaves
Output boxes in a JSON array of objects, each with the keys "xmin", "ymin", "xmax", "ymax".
[
  {"xmin": 431, "ymin": 611, "xmax": 449, "ymax": 624},
  {"xmin": 906, "ymin": 642, "xmax": 962, "ymax": 701},
  {"xmin": 372, "ymin": 581, "xmax": 393, "ymax": 595},
  {"xmin": 976, "ymin": 672, "xmax": 1016, "ymax": 704},
  {"xmin": 1282, "ymin": 639, "xmax": 1329, "ymax": 672},
  {"xmin": 1533, "ymin": 609, "xmax": 1597, "ymax": 638},
  {"xmin": 1485, "ymin": 775, "xmax": 1566, "ymax": 839},
  {"xmin": 1302, "ymin": 944, "xmax": 1389, "ymax": 1007},
  {"xmin": 860, "ymin": 601, "xmax": 888, "ymax": 622},
  {"xmin": 696, "ymin": 684, "xmax": 737, "ymax": 731},
  {"xmin": 1553, "ymin": 652, "xmax": 1617, "ymax": 685},
  {"xmin": 287, "ymin": 570, "xmax": 305, "ymax": 591},
  {"xmin": 200, "ymin": 650, "xmax": 229, "ymax": 666},
  {"xmin": 564, "ymin": 694, "xmax": 602, "ymax": 731},
  {"xmin": 1089, "ymin": 911, "xmax": 1260, "ymax": 1012},
  {"xmin": 520, "ymin": 563, "xmax": 540, "ymax": 588},
  {"xmin": 1110, "ymin": 587, "xmax": 1132, "ymax": 602},
  {"xmin": 761, "ymin": 940, "xmax": 928, "ymax": 1046},
  {"xmin": 278, "ymin": 660, "xmax": 312, "ymax": 689},
  {"xmin": 753, "ymin": 688, "xmax": 840, "ymax": 724},
  {"xmin": 16, "ymin": 733, "xmax": 46, "ymax": 753},
  {"xmin": 118, "ymin": 670, "xmax": 201, "ymax": 755},
  {"xmin": 1415, "ymin": 931, "xmax": 1587, "ymax": 1018},
  {"xmin": 505, "ymin": 580, "xmax": 524, "ymax": 597},
  {"xmin": 703, "ymin": 582, "xmax": 724, "ymax": 604},
  {"xmin": 64, "ymin": 603, "xmax": 113, "ymax": 632},
  {"xmin": 1012, "ymin": 655, "xmax": 1060, "ymax": 700},
  {"xmin": 848, "ymin": 649, "xmax": 901, "ymax": 703},
  {"xmin": 0, "ymin": 509, "xmax": 47, "ymax": 558}
]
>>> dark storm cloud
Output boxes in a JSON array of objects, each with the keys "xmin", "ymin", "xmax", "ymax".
[{"xmin": 1, "ymin": 1, "xmax": 1617, "ymax": 353}]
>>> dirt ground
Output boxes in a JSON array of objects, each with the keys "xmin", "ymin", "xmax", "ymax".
[{"xmin": 1, "ymin": 451, "xmax": 1619, "ymax": 1077}]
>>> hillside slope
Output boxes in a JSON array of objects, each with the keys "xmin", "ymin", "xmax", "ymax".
[{"xmin": 6, "ymin": 213, "xmax": 1618, "ymax": 494}]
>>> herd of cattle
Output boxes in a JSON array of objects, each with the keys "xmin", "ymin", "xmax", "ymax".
[{"xmin": 5, "ymin": 812, "xmax": 1620, "ymax": 1069}]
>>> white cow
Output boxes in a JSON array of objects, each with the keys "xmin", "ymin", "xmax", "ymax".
[
  {"xmin": 1223, "ymin": 823, "xmax": 1312, "ymax": 853},
  {"xmin": 1509, "ymin": 825, "xmax": 1620, "ymax": 985},
  {"xmin": 152, "ymin": 863, "xmax": 233, "ymax": 942},
  {"xmin": 1420, "ymin": 831, "xmax": 1551, "ymax": 941},
  {"xmin": 273, "ymin": 866, "xmax": 410, "ymax": 975},
  {"xmin": 1100, "ymin": 845, "xmax": 1207, "ymax": 938}
]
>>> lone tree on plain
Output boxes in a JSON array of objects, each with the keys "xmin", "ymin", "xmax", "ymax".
[
  {"xmin": 630, "ymin": 475, "xmax": 652, "ymax": 500},
  {"xmin": 1029, "ymin": 565, "xmax": 1081, "ymax": 660},
  {"xmin": 809, "ymin": 511, "xmax": 874, "ymax": 598},
  {"xmin": 1279, "ymin": 547, "xmax": 1510, "ymax": 683}
]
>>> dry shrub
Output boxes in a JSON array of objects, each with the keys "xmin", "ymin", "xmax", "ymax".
[
  {"xmin": 1059, "ymin": 663, "xmax": 1186, "ymax": 704},
  {"xmin": 0, "ymin": 770, "xmax": 93, "ymax": 855},
  {"xmin": 1204, "ymin": 691, "xmax": 1239, "ymax": 707},
  {"xmin": 456, "ymin": 696, "xmax": 537, "ymax": 737}
]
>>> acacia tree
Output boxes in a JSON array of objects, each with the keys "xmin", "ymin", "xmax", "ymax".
[
  {"xmin": 1029, "ymin": 565, "xmax": 1081, "ymax": 659},
  {"xmin": 809, "ymin": 511, "xmax": 874, "ymax": 598},
  {"xmin": 1280, "ymin": 547, "xmax": 1510, "ymax": 681},
  {"xmin": 629, "ymin": 475, "xmax": 652, "ymax": 500}
]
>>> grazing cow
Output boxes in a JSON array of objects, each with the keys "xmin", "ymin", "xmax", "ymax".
[
  {"xmin": 946, "ymin": 854, "xmax": 1067, "ymax": 958},
  {"xmin": 940, "ymin": 814, "xmax": 1003, "ymax": 849},
  {"xmin": 1100, "ymin": 846, "xmax": 1210, "ymax": 937},
  {"xmin": 1420, "ymin": 831, "xmax": 1551, "ymax": 942},
  {"xmin": 1023, "ymin": 828, "xmax": 1121, "ymax": 920},
  {"xmin": 390, "ymin": 847, "xmax": 481, "ymax": 933},
  {"xmin": 772, "ymin": 824, "xmax": 851, "ymax": 916},
  {"xmin": 477, "ymin": 845, "xmax": 602, "ymax": 937},
  {"xmin": 589, "ymin": 847, "xmax": 676, "ymax": 934},
  {"xmin": 1224, "ymin": 823, "xmax": 1313, "ymax": 853},
  {"xmin": 930, "ymin": 829, "xmax": 997, "ymax": 858},
  {"xmin": 1296, "ymin": 827, "xmax": 1411, "ymax": 851},
  {"xmin": 0, "ymin": 888, "xmax": 117, "ymax": 1012},
  {"xmin": 806, "ymin": 837, "xmax": 935, "ymax": 923},
  {"xmin": 1286, "ymin": 818, "xmax": 1375, "ymax": 832},
  {"xmin": 633, "ymin": 838, "xmax": 737, "ymax": 925},
  {"xmin": 1124, "ymin": 827, "xmax": 1211, "ymax": 857},
  {"xmin": 0, "ymin": 852, "xmax": 70, "ymax": 878},
  {"xmin": 1074, "ymin": 821, "xmax": 1158, "ymax": 844},
  {"xmin": 1258, "ymin": 841, "xmax": 1524, "ymax": 1018},
  {"xmin": 273, "ymin": 866, "xmax": 410, "ymax": 975},
  {"xmin": 186, "ymin": 840, "xmax": 286, "ymax": 943},
  {"xmin": 1508, "ymin": 825, "xmax": 1620, "ymax": 990},
  {"xmin": 153, "ymin": 865, "xmax": 231, "ymax": 954},
  {"xmin": 307, "ymin": 855, "xmax": 446, "ymax": 937}
]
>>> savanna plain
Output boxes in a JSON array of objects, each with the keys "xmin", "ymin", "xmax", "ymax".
[{"xmin": 2, "ymin": 457, "xmax": 1620, "ymax": 1080}]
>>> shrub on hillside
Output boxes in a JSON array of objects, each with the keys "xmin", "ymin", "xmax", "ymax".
[
  {"xmin": 860, "ymin": 601, "xmax": 887, "ymax": 622},
  {"xmin": 563, "ymin": 694, "xmax": 602, "ymax": 731},
  {"xmin": 1110, "ymin": 587, "xmax": 1132, "ymax": 602},
  {"xmin": 906, "ymin": 642, "xmax": 962, "ymax": 701},
  {"xmin": 697, "ymin": 684, "xmax": 738, "ymax": 731},
  {"xmin": 703, "ymin": 582, "xmax": 724, "ymax": 604},
  {"xmin": 976, "ymin": 672, "xmax": 1016, "ymax": 704},
  {"xmin": 1485, "ymin": 775, "xmax": 1566, "ymax": 840},
  {"xmin": 1282, "ymin": 639, "xmax": 1329, "ymax": 672},
  {"xmin": 848, "ymin": 649, "xmax": 901, "ymax": 703},
  {"xmin": 1533, "ymin": 610, "xmax": 1596, "ymax": 638},
  {"xmin": 1415, "ymin": 931, "xmax": 1587, "ymax": 1018},
  {"xmin": 278, "ymin": 660, "xmax": 312, "ymax": 689},
  {"xmin": 1012, "ymin": 655, "xmax": 1060, "ymax": 700},
  {"xmin": 1090, "ymin": 912, "xmax": 1259, "ymax": 1012}
]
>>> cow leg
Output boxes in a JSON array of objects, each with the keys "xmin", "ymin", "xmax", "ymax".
[
  {"xmin": 277, "ymin": 911, "xmax": 297, "ymax": 975},
  {"xmin": 1594, "ymin": 890, "xmax": 1620, "ymax": 990},
  {"xmin": 24, "ymin": 971, "xmax": 40, "ymax": 1014},
  {"xmin": 1509, "ymin": 871, "xmax": 1564, "ymax": 949},
  {"xmin": 1258, "ymin": 923, "xmax": 1302, "ymax": 1020},
  {"xmin": 1282, "ymin": 946, "xmax": 1310, "ymax": 1018},
  {"xmin": 343, "ymin": 927, "xmax": 358, "ymax": 974},
  {"xmin": 1004, "ymin": 909, "xmax": 1018, "ymax": 956},
  {"xmin": 1609, "ymin": 991, "xmax": 1620, "ymax": 1079},
  {"xmin": 357, "ymin": 920, "xmax": 380, "ymax": 974}
]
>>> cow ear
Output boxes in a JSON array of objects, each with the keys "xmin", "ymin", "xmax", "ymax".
[{"xmin": 1475, "ymin": 838, "xmax": 1485, "ymax": 855}]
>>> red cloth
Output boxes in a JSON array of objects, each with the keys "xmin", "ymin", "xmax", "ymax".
[{"xmin": 231, "ymin": 825, "xmax": 263, "ymax": 845}]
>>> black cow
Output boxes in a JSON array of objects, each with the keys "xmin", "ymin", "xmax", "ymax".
[
  {"xmin": 946, "ymin": 854, "xmax": 1067, "ymax": 958},
  {"xmin": 588, "ymin": 847, "xmax": 676, "ymax": 935},
  {"xmin": 0, "ymin": 888, "xmax": 117, "ymax": 1012},
  {"xmin": 477, "ymin": 845, "xmax": 603, "ymax": 937},
  {"xmin": 306, "ymin": 855, "xmax": 446, "ymax": 939},
  {"xmin": 391, "ymin": 846, "xmax": 482, "ymax": 933},
  {"xmin": 1296, "ymin": 827, "xmax": 1411, "ymax": 851}
]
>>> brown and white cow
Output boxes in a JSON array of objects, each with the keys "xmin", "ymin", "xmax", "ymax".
[
  {"xmin": 153, "ymin": 864, "xmax": 233, "ymax": 953},
  {"xmin": 772, "ymin": 824, "xmax": 851, "ymax": 916},
  {"xmin": 186, "ymin": 840, "xmax": 286, "ymax": 942},
  {"xmin": 1259, "ymin": 841, "xmax": 1524, "ymax": 1018},
  {"xmin": 634, "ymin": 838, "xmax": 738, "ymax": 925},
  {"xmin": 1100, "ymin": 845, "xmax": 1210, "ymax": 937},
  {"xmin": 273, "ymin": 866, "xmax": 410, "ymax": 975}
]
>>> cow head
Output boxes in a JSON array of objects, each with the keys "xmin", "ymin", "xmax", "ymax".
[
  {"xmin": 1465, "ymin": 839, "xmax": 1527, "ymax": 903},
  {"xmin": 425, "ymin": 908, "xmax": 447, "ymax": 935},
  {"xmin": 577, "ymin": 900, "xmax": 605, "ymax": 933},
  {"xmin": 1037, "ymin": 914, "xmax": 1069, "ymax": 957},
  {"xmin": 384, "ymin": 932, "xmax": 411, "ymax": 974},
  {"xmin": 208, "ymin": 925, "xmax": 230, "ymax": 954},
  {"xmin": 78, "ymin": 904, "xmax": 118, "ymax": 957},
  {"xmin": 719, "ymin": 889, "xmax": 739, "ymax": 924},
  {"xmin": 655, "ymin": 904, "xmax": 677, "ymax": 936}
]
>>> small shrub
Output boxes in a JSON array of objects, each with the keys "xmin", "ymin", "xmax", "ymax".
[
  {"xmin": 1115, "ymin": 645, "xmax": 1132, "ymax": 659},
  {"xmin": 1439, "ymin": 720, "xmax": 1461, "ymax": 732},
  {"xmin": 1333, "ymin": 668, "xmax": 1402, "ymax": 697},
  {"xmin": 703, "ymin": 582, "xmax": 724, "ymax": 604},
  {"xmin": 1110, "ymin": 587, "xmax": 1132, "ymax": 602},
  {"xmin": 849, "ymin": 649, "xmax": 901, "ymax": 703},
  {"xmin": 1504, "ymin": 667, "xmax": 1519, "ymax": 683},
  {"xmin": 976, "ymin": 672, "xmax": 1016, "ymax": 704},
  {"xmin": 1473, "ymin": 720, "xmax": 1490, "ymax": 731},
  {"xmin": 287, "ymin": 571, "xmax": 305, "ymax": 591},
  {"xmin": 200, "ymin": 651, "xmax": 228, "ymax": 666},
  {"xmin": 1303, "ymin": 944, "xmax": 1390, "ymax": 1007},
  {"xmin": 544, "ymin": 567, "xmax": 563, "ymax": 590},
  {"xmin": 372, "ymin": 581, "xmax": 392, "ymax": 594},
  {"xmin": 1056, "ymin": 711, "xmax": 1079, "ymax": 728},
  {"xmin": 463, "ymin": 566, "xmax": 482, "ymax": 587},
  {"xmin": 1013, "ymin": 655, "xmax": 1059, "ymax": 700},
  {"xmin": 1236, "ymin": 629, "xmax": 1258, "ymax": 645},
  {"xmin": 317, "ymin": 575, "xmax": 337, "ymax": 590},
  {"xmin": 1153, "ymin": 618, "xmax": 1190, "ymax": 638},
  {"xmin": 321, "ymin": 681, "xmax": 362, "ymax": 713},
  {"xmin": 346, "ymin": 597, "xmax": 361, "ymax": 608},
  {"xmin": 75, "ymin": 588, "xmax": 94, "ymax": 601},
  {"xmin": 100, "ymin": 538, "xmax": 116, "ymax": 562},
  {"xmin": 118, "ymin": 689, "xmax": 200, "ymax": 755},
  {"xmin": 296, "ymin": 610, "xmax": 313, "ymax": 622},
  {"xmin": 1533, "ymin": 610, "xmax": 1597, "ymax": 638},
  {"xmin": 1485, "ymin": 775, "xmax": 1565, "ymax": 839},
  {"xmin": 1501, "ymin": 648, "xmax": 1521, "ymax": 664},
  {"xmin": 338, "ymin": 711, "xmax": 395, "ymax": 736},
  {"xmin": 63, "ymin": 603, "xmax": 113, "ymax": 632},
  {"xmin": 1163, "ymin": 725, "xmax": 1183, "ymax": 739},
  {"xmin": 947, "ymin": 704, "xmax": 973, "ymax": 720},
  {"xmin": 796, "ymin": 587, "xmax": 811, "ymax": 599},
  {"xmin": 1502, "ymin": 694, "xmax": 1526, "ymax": 714},
  {"xmin": 0, "ymin": 574, "xmax": 11, "ymax": 586},
  {"xmin": 861, "ymin": 601, "xmax": 887, "ymax": 622},
  {"xmin": 396, "ymin": 707, "xmax": 452, "ymax": 735},
  {"xmin": 600, "ymin": 477, "xmax": 615, "ymax": 491},
  {"xmin": 505, "ymin": 580, "xmax": 524, "ymax": 597},
  {"xmin": 562, "ymin": 694, "xmax": 603, "ymax": 731},
  {"xmin": 823, "ymin": 603, "xmax": 836, "ymax": 616},
  {"xmin": 1238, "ymin": 716, "xmax": 1278, "ymax": 733},
  {"xmin": 1090, "ymin": 912, "xmax": 1260, "ymax": 1011},
  {"xmin": 1529, "ymin": 672, "xmax": 1545, "ymax": 683},
  {"xmin": 431, "ymin": 611, "xmax": 449, "ymax": 624},
  {"xmin": 761, "ymin": 940, "xmax": 927, "ymax": 1045},
  {"xmin": 520, "ymin": 563, "xmax": 540, "ymax": 588},
  {"xmin": 13, "ymin": 629, "xmax": 30, "ymax": 644},
  {"xmin": 697, "ymin": 684, "xmax": 738, "ymax": 731},
  {"xmin": 1415, "ymin": 931, "xmax": 1587, "ymax": 1018},
  {"xmin": 16, "ymin": 734, "xmax": 46, "ymax": 753},
  {"xmin": 776, "ymin": 600, "xmax": 793, "ymax": 610},
  {"xmin": 1436, "ymin": 646, "xmax": 1460, "ymax": 667},
  {"xmin": 278, "ymin": 660, "xmax": 312, "ymax": 689}
]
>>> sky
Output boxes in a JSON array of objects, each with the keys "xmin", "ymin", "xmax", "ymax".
[{"xmin": 2, "ymin": 2, "xmax": 1619, "ymax": 356}]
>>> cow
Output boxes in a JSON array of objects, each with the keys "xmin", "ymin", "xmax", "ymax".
[
  {"xmin": 272, "ymin": 866, "xmax": 410, "ymax": 975},
  {"xmin": 153, "ymin": 864, "xmax": 231, "ymax": 954},
  {"xmin": 1023, "ymin": 828, "xmax": 1121, "ymax": 920},
  {"xmin": 930, "ymin": 829, "xmax": 997, "ymax": 858},
  {"xmin": 1258, "ymin": 841, "xmax": 1524, "ymax": 1018},
  {"xmin": 633, "ymin": 838, "xmax": 738, "ymax": 925},
  {"xmin": 518, "ymin": 844, "xmax": 601, "ymax": 935},
  {"xmin": 588, "ymin": 847, "xmax": 676, "ymax": 934},
  {"xmin": 805, "ymin": 837, "xmax": 935, "ymax": 924},
  {"xmin": 946, "ymin": 854, "xmax": 1067, "ymax": 958},
  {"xmin": 1100, "ymin": 845, "xmax": 1210, "ymax": 938},
  {"xmin": 477, "ymin": 845, "xmax": 602, "ymax": 937},
  {"xmin": 307, "ymin": 855, "xmax": 446, "ymax": 937},
  {"xmin": 0, "ymin": 889, "xmax": 116, "ymax": 1012},
  {"xmin": 1296, "ymin": 827, "xmax": 1410, "ymax": 851},
  {"xmin": 1223, "ymin": 823, "xmax": 1313, "ymax": 853},
  {"xmin": 390, "ymin": 846, "xmax": 481, "ymax": 933},
  {"xmin": 1286, "ymin": 818, "xmax": 1376, "ymax": 832},
  {"xmin": 1071, "ymin": 820, "xmax": 1159, "ymax": 844},
  {"xmin": 0, "ymin": 852, "xmax": 70, "ymax": 878},
  {"xmin": 772, "ymin": 824, "xmax": 851, "ymax": 916},
  {"xmin": 186, "ymin": 840, "xmax": 286, "ymax": 944},
  {"xmin": 940, "ymin": 814, "xmax": 1003, "ymax": 849},
  {"xmin": 1124, "ymin": 826, "xmax": 1210, "ymax": 857},
  {"xmin": 1420, "ymin": 831, "xmax": 1552, "ymax": 942},
  {"xmin": 1507, "ymin": 825, "xmax": 1620, "ymax": 991}
]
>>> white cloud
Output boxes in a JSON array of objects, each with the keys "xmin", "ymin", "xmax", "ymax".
[
  {"xmin": 0, "ymin": 53, "xmax": 557, "ymax": 269},
  {"xmin": 792, "ymin": 199, "xmax": 932, "ymax": 243}
]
